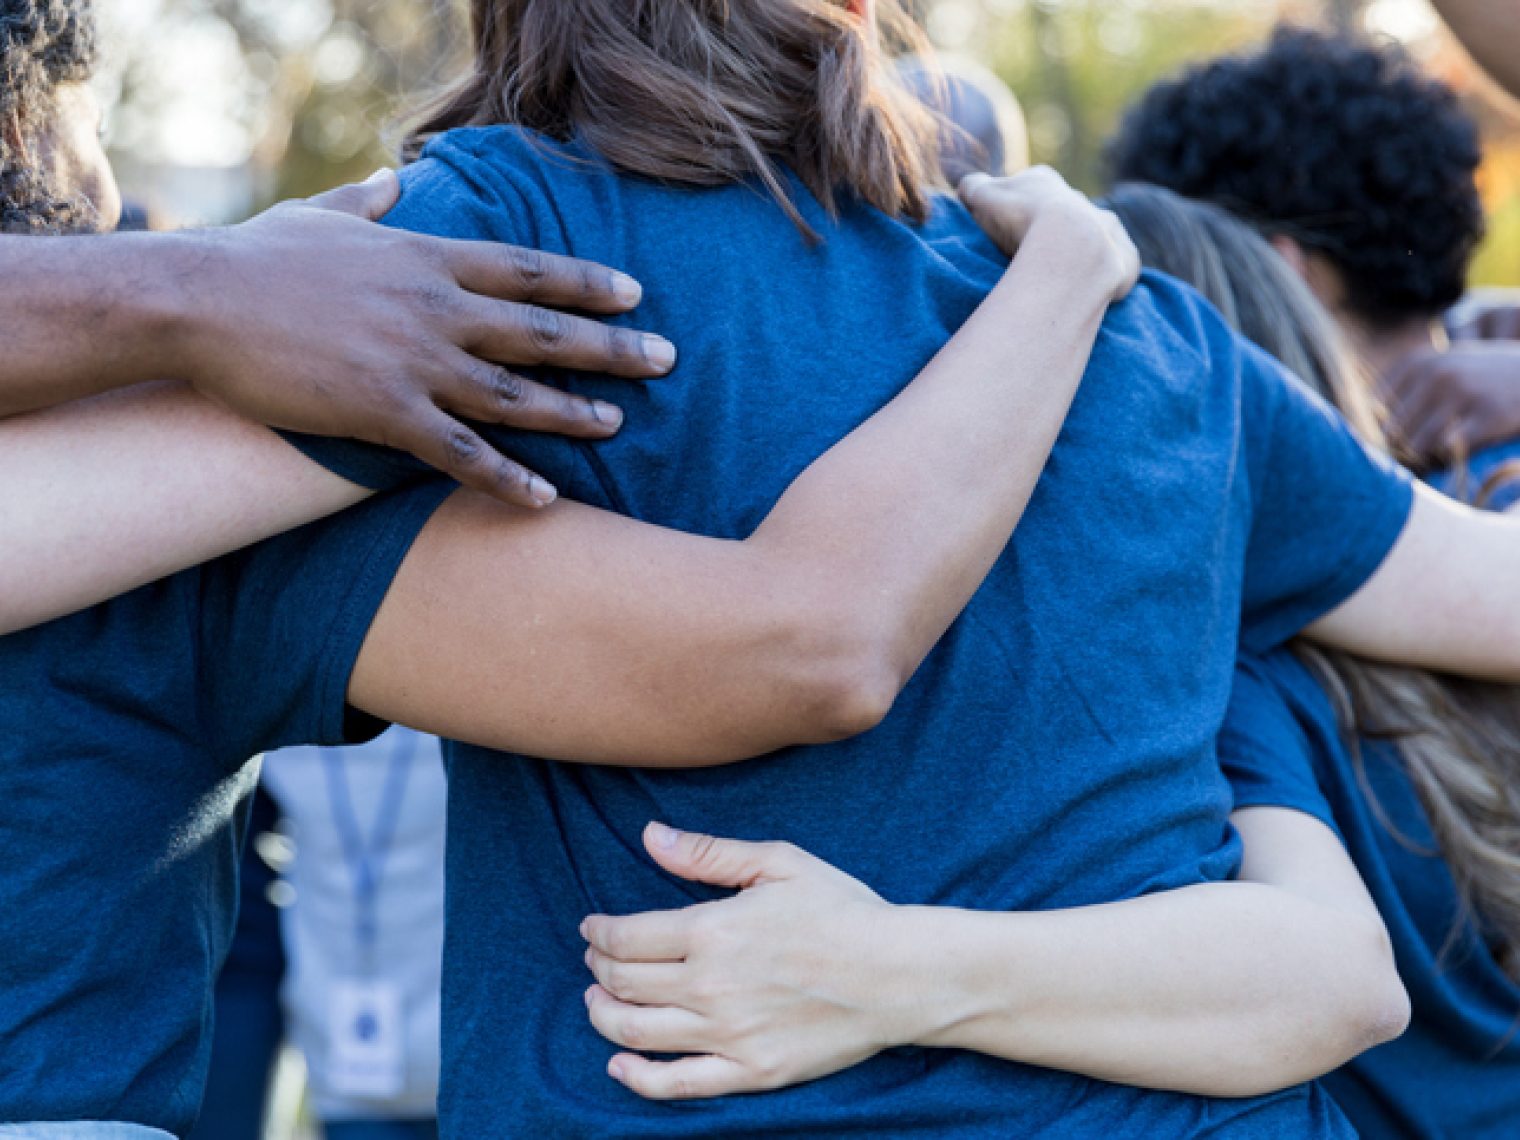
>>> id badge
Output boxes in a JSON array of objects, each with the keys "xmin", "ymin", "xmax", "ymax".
[{"xmin": 327, "ymin": 978, "xmax": 406, "ymax": 1099}]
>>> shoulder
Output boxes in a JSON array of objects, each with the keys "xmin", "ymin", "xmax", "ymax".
[{"xmin": 388, "ymin": 126, "xmax": 604, "ymax": 246}]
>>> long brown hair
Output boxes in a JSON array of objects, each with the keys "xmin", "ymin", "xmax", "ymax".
[
  {"xmin": 1106, "ymin": 183, "xmax": 1520, "ymax": 982},
  {"xmin": 404, "ymin": 0, "xmax": 944, "ymax": 240}
]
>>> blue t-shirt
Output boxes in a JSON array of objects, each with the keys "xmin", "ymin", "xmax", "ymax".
[
  {"xmin": 1221, "ymin": 650, "xmax": 1520, "ymax": 1139},
  {"xmin": 285, "ymin": 127, "xmax": 1414, "ymax": 1138},
  {"xmin": 0, "ymin": 484, "xmax": 451, "ymax": 1137},
  {"xmin": 1429, "ymin": 439, "xmax": 1520, "ymax": 512}
]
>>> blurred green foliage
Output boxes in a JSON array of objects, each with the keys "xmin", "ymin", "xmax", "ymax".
[{"xmin": 104, "ymin": 0, "xmax": 1516, "ymax": 284}]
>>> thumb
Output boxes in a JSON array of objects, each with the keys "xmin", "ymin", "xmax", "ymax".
[
  {"xmin": 643, "ymin": 822, "xmax": 801, "ymax": 890},
  {"xmin": 307, "ymin": 168, "xmax": 402, "ymax": 221}
]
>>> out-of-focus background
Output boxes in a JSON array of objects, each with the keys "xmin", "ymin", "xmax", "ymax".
[{"xmin": 95, "ymin": 0, "xmax": 1520, "ymax": 286}]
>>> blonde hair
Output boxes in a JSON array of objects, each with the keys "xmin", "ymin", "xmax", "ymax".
[{"xmin": 1106, "ymin": 183, "xmax": 1520, "ymax": 981}]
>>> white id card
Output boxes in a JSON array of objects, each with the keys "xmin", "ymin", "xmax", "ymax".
[{"xmin": 327, "ymin": 978, "xmax": 406, "ymax": 1099}]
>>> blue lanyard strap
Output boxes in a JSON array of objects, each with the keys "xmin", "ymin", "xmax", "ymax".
[{"xmin": 319, "ymin": 732, "xmax": 418, "ymax": 968}]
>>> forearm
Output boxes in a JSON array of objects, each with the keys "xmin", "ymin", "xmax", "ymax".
[
  {"xmin": 353, "ymin": 214, "xmax": 1120, "ymax": 764},
  {"xmin": 896, "ymin": 885, "xmax": 1404, "ymax": 1096},
  {"xmin": 0, "ymin": 232, "xmax": 201, "ymax": 416},
  {"xmin": 0, "ymin": 382, "xmax": 366, "ymax": 633},
  {"xmin": 1433, "ymin": 0, "xmax": 1520, "ymax": 99},
  {"xmin": 1307, "ymin": 484, "xmax": 1520, "ymax": 681},
  {"xmin": 746, "ymin": 212, "xmax": 1117, "ymax": 697}
]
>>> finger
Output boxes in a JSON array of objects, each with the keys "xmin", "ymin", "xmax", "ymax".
[
  {"xmin": 306, "ymin": 169, "xmax": 402, "ymax": 221},
  {"xmin": 585, "ymin": 947, "xmax": 690, "ymax": 1006},
  {"xmin": 642, "ymin": 821, "xmax": 807, "ymax": 889},
  {"xmin": 393, "ymin": 402, "xmax": 557, "ymax": 509},
  {"xmin": 448, "ymin": 242, "xmax": 646, "ymax": 316},
  {"xmin": 585, "ymin": 985, "xmax": 711, "ymax": 1054},
  {"xmin": 438, "ymin": 352, "xmax": 624, "ymax": 439},
  {"xmin": 581, "ymin": 908, "xmax": 693, "ymax": 963},
  {"xmin": 607, "ymin": 1052, "xmax": 754, "ymax": 1101},
  {"xmin": 458, "ymin": 297, "xmax": 677, "ymax": 379}
]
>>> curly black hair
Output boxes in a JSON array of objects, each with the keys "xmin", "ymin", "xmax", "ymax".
[
  {"xmin": 1107, "ymin": 26, "xmax": 1485, "ymax": 327},
  {"xmin": 0, "ymin": 0, "xmax": 98, "ymax": 234}
]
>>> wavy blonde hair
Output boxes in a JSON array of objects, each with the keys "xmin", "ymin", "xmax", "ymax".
[{"xmin": 1106, "ymin": 182, "xmax": 1520, "ymax": 982}]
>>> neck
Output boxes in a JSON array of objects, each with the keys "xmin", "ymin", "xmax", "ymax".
[{"xmin": 1341, "ymin": 312, "xmax": 1445, "ymax": 390}]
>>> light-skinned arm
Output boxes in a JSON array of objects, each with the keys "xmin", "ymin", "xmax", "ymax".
[
  {"xmin": 10, "ymin": 171, "xmax": 1138, "ymax": 769},
  {"xmin": 351, "ymin": 170, "xmax": 1138, "ymax": 762},
  {"xmin": 1304, "ymin": 483, "xmax": 1520, "ymax": 679},
  {"xmin": 579, "ymin": 811, "xmax": 1409, "ymax": 1100}
]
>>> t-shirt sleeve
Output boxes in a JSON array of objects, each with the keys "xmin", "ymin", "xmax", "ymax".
[
  {"xmin": 278, "ymin": 133, "xmax": 541, "ymax": 491},
  {"xmin": 1219, "ymin": 654, "xmax": 1340, "ymax": 836},
  {"xmin": 195, "ymin": 480, "xmax": 456, "ymax": 758},
  {"xmin": 1236, "ymin": 336, "xmax": 1415, "ymax": 653}
]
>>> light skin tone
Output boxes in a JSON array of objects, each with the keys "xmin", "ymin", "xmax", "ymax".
[
  {"xmin": 572, "ymin": 178, "xmax": 1520, "ymax": 1103},
  {"xmin": 580, "ymin": 811, "xmax": 1407, "ymax": 1101},
  {"xmin": 2, "ymin": 82, "xmax": 678, "ymax": 508}
]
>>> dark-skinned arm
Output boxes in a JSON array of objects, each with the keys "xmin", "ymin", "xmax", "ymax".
[{"xmin": 0, "ymin": 170, "xmax": 674, "ymax": 507}]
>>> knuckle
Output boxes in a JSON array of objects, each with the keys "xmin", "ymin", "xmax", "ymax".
[
  {"xmin": 619, "ymin": 1016, "xmax": 645, "ymax": 1049},
  {"xmin": 527, "ymin": 306, "xmax": 572, "ymax": 354},
  {"xmin": 669, "ymin": 1076, "xmax": 694, "ymax": 1100},
  {"xmin": 489, "ymin": 367, "xmax": 529, "ymax": 409},
  {"xmin": 413, "ymin": 281, "xmax": 457, "ymax": 318},
  {"xmin": 688, "ymin": 832, "xmax": 720, "ymax": 868},
  {"xmin": 508, "ymin": 246, "xmax": 550, "ymax": 292},
  {"xmin": 444, "ymin": 425, "xmax": 483, "ymax": 470}
]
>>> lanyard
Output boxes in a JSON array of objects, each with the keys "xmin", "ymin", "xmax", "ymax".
[{"xmin": 319, "ymin": 731, "xmax": 418, "ymax": 975}]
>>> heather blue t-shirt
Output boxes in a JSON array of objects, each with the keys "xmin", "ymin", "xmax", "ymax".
[
  {"xmin": 0, "ymin": 484, "xmax": 451, "ymax": 1137},
  {"xmin": 286, "ymin": 127, "xmax": 1414, "ymax": 1138},
  {"xmin": 1221, "ymin": 650, "xmax": 1520, "ymax": 1139},
  {"xmin": 1429, "ymin": 439, "xmax": 1520, "ymax": 511}
]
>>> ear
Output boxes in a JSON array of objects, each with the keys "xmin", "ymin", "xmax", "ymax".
[
  {"xmin": 1269, "ymin": 234, "xmax": 1348, "ymax": 313},
  {"xmin": 1268, "ymin": 233, "xmax": 1310, "ymax": 278}
]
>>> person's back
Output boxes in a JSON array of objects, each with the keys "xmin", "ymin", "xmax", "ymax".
[
  {"xmin": 288, "ymin": 121, "xmax": 1409, "ymax": 1137},
  {"xmin": 280, "ymin": 4, "xmax": 1412, "ymax": 1134}
]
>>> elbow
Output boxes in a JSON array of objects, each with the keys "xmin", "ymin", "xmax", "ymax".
[
  {"xmin": 1313, "ymin": 916, "xmax": 1410, "ymax": 1076},
  {"xmin": 1348, "ymin": 922, "xmax": 1411, "ymax": 1053},
  {"xmin": 790, "ymin": 623, "xmax": 909, "ymax": 743}
]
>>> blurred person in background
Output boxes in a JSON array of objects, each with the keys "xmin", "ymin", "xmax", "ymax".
[
  {"xmin": 584, "ymin": 186, "xmax": 1520, "ymax": 1140},
  {"xmin": 898, "ymin": 54, "xmax": 1029, "ymax": 180},
  {"xmin": 1108, "ymin": 25, "xmax": 1520, "ymax": 477},
  {"xmin": 260, "ymin": 729, "xmax": 447, "ymax": 1140}
]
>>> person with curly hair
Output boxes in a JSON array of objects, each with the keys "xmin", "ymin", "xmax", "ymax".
[
  {"xmin": 1107, "ymin": 25, "xmax": 1520, "ymax": 477},
  {"xmin": 0, "ymin": 0, "xmax": 689, "ymax": 610}
]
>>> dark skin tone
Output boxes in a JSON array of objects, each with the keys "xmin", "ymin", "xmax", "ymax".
[{"xmin": 0, "ymin": 165, "xmax": 677, "ymax": 508}]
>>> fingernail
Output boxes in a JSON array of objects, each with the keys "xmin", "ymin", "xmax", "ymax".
[
  {"xmin": 608, "ymin": 1060, "xmax": 626, "ymax": 1082},
  {"xmin": 642, "ymin": 335, "xmax": 677, "ymax": 373},
  {"xmin": 585, "ymin": 986, "xmax": 596, "ymax": 1008},
  {"xmin": 612, "ymin": 273, "xmax": 643, "ymax": 306},
  {"xmin": 592, "ymin": 400, "xmax": 624, "ymax": 428},
  {"xmin": 649, "ymin": 821, "xmax": 680, "ymax": 850},
  {"xmin": 579, "ymin": 919, "xmax": 589, "ymax": 939},
  {"xmin": 530, "ymin": 476, "xmax": 557, "ymax": 506},
  {"xmin": 364, "ymin": 168, "xmax": 393, "ymax": 185}
]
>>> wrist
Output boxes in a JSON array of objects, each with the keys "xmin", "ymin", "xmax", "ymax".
[
  {"xmin": 135, "ymin": 229, "xmax": 236, "ymax": 386},
  {"xmin": 1017, "ymin": 209, "xmax": 1130, "ymax": 300},
  {"xmin": 878, "ymin": 905, "xmax": 992, "ymax": 1051}
]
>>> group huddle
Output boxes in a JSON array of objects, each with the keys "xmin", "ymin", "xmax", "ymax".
[{"xmin": 5, "ymin": 1, "xmax": 1520, "ymax": 1139}]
